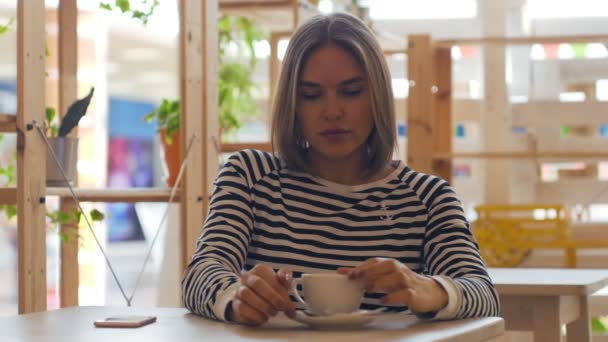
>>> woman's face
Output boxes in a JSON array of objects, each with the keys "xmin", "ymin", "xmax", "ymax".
[{"xmin": 296, "ymin": 44, "xmax": 373, "ymax": 162}]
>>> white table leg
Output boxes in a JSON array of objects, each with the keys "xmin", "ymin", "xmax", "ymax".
[
  {"xmin": 566, "ymin": 295, "xmax": 590, "ymax": 342},
  {"xmin": 533, "ymin": 297, "xmax": 562, "ymax": 342}
]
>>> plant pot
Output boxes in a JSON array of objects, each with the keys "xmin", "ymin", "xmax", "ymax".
[
  {"xmin": 159, "ymin": 129, "xmax": 181, "ymax": 187},
  {"xmin": 46, "ymin": 137, "xmax": 79, "ymax": 187}
]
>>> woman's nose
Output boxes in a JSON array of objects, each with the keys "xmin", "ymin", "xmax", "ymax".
[{"xmin": 322, "ymin": 94, "xmax": 343, "ymax": 120}]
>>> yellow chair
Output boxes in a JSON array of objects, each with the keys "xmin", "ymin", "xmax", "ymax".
[{"xmin": 471, "ymin": 204, "xmax": 571, "ymax": 267}]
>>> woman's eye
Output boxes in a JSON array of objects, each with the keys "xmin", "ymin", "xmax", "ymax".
[{"xmin": 341, "ymin": 88, "xmax": 362, "ymax": 97}]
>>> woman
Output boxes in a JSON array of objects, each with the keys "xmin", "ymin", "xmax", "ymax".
[{"xmin": 182, "ymin": 12, "xmax": 499, "ymax": 325}]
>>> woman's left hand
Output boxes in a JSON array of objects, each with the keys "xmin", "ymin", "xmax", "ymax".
[{"xmin": 338, "ymin": 258, "xmax": 448, "ymax": 314}]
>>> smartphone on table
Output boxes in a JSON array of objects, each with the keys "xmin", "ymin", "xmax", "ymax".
[{"xmin": 94, "ymin": 315, "xmax": 157, "ymax": 328}]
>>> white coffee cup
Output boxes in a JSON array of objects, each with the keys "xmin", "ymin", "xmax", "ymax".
[{"xmin": 291, "ymin": 273, "xmax": 365, "ymax": 316}]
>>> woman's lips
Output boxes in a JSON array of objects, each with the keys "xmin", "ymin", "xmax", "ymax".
[{"xmin": 320, "ymin": 129, "xmax": 350, "ymax": 140}]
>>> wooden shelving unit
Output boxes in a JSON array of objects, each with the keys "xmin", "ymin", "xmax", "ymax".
[
  {"xmin": 405, "ymin": 33, "xmax": 608, "ymax": 182},
  {"xmin": 11, "ymin": 0, "xmax": 219, "ymax": 314}
]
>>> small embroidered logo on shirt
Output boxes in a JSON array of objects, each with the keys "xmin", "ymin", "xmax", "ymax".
[{"xmin": 380, "ymin": 202, "xmax": 392, "ymax": 221}]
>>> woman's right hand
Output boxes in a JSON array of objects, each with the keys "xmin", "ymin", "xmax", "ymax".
[{"xmin": 229, "ymin": 264, "xmax": 296, "ymax": 325}]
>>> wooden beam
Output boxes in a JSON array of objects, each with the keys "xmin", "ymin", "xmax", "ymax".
[
  {"xmin": 436, "ymin": 34, "xmax": 608, "ymax": 47},
  {"xmin": 220, "ymin": 142, "xmax": 272, "ymax": 153},
  {"xmin": 0, "ymin": 113, "xmax": 17, "ymax": 132},
  {"xmin": 59, "ymin": 198, "xmax": 78, "ymax": 308},
  {"xmin": 58, "ymin": 0, "xmax": 79, "ymax": 309},
  {"xmin": 219, "ymin": 0, "xmax": 293, "ymax": 10},
  {"xmin": 432, "ymin": 47, "xmax": 452, "ymax": 184},
  {"xmin": 0, "ymin": 187, "xmax": 179, "ymax": 203},
  {"xmin": 269, "ymin": 31, "xmax": 282, "ymax": 104},
  {"xmin": 48, "ymin": 188, "xmax": 179, "ymax": 202},
  {"xmin": 406, "ymin": 35, "xmax": 434, "ymax": 174},
  {"xmin": 0, "ymin": 188, "xmax": 16, "ymax": 205},
  {"xmin": 383, "ymin": 49, "xmax": 407, "ymax": 56},
  {"xmin": 17, "ymin": 0, "xmax": 47, "ymax": 314},
  {"xmin": 179, "ymin": 0, "xmax": 218, "ymax": 272},
  {"xmin": 512, "ymin": 102, "xmax": 608, "ymax": 125},
  {"xmin": 433, "ymin": 151, "xmax": 608, "ymax": 160},
  {"xmin": 537, "ymin": 180, "xmax": 608, "ymax": 205}
]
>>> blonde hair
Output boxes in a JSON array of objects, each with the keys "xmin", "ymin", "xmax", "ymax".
[{"xmin": 270, "ymin": 12, "xmax": 396, "ymax": 178}]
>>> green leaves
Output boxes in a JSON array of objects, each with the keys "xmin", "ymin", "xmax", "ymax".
[
  {"xmin": 0, "ymin": 18, "xmax": 14, "ymax": 35},
  {"xmin": 216, "ymin": 16, "xmax": 266, "ymax": 134},
  {"xmin": 592, "ymin": 317, "xmax": 608, "ymax": 333},
  {"xmin": 144, "ymin": 99, "xmax": 179, "ymax": 144},
  {"xmin": 0, "ymin": 205, "xmax": 17, "ymax": 220},
  {"xmin": 144, "ymin": 15, "xmax": 267, "ymax": 137},
  {"xmin": 47, "ymin": 208, "xmax": 105, "ymax": 226},
  {"xmin": 45, "ymin": 106, "xmax": 59, "ymax": 137},
  {"xmin": 99, "ymin": 0, "xmax": 160, "ymax": 25}
]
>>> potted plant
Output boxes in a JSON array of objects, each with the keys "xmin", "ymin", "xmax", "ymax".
[
  {"xmin": 45, "ymin": 87, "xmax": 95, "ymax": 187},
  {"xmin": 142, "ymin": 99, "xmax": 180, "ymax": 186}
]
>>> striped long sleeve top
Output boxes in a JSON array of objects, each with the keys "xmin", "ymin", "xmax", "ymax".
[{"xmin": 182, "ymin": 149, "xmax": 500, "ymax": 321}]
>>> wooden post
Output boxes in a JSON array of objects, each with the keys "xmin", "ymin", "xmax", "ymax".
[
  {"xmin": 57, "ymin": 0, "xmax": 79, "ymax": 308},
  {"xmin": 179, "ymin": 0, "xmax": 219, "ymax": 271},
  {"xmin": 269, "ymin": 32, "xmax": 282, "ymax": 103},
  {"xmin": 17, "ymin": 0, "xmax": 47, "ymax": 314},
  {"xmin": 480, "ymin": 0, "xmax": 511, "ymax": 204},
  {"xmin": 432, "ymin": 47, "xmax": 453, "ymax": 184},
  {"xmin": 406, "ymin": 35, "xmax": 434, "ymax": 174}
]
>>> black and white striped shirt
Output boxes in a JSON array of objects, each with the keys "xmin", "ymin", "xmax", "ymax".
[{"xmin": 182, "ymin": 149, "xmax": 500, "ymax": 320}]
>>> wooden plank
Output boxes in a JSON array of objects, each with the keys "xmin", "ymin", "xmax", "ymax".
[
  {"xmin": 47, "ymin": 188, "xmax": 179, "ymax": 202},
  {"xmin": 433, "ymin": 151, "xmax": 608, "ymax": 160},
  {"xmin": 269, "ymin": 31, "xmax": 282, "ymax": 104},
  {"xmin": 17, "ymin": 0, "xmax": 47, "ymax": 314},
  {"xmin": 432, "ymin": 47, "xmax": 452, "ymax": 184},
  {"xmin": 512, "ymin": 102, "xmax": 608, "ymax": 125},
  {"xmin": 219, "ymin": 0, "xmax": 292, "ymax": 10},
  {"xmin": 220, "ymin": 142, "xmax": 272, "ymax": 153},
  {"xmin": 0, "ymin": 188, "xmax": 16, "ymax": 205},
  {"xmin": 179, "ymin": 0, "xmax": 218, "ymax": 272},
  {"xmin": 0, "ymin": 113, "xmax": 17, "ymax": 132},
  {"xmin": 1, "ymin": 187, "xmax": 178, "ymax": 203},
  {"xmin": 537, "ymin": 179, "xmax": 608, "ymax": 205},
  {"xmin": 59, "ymin": 198, "xmax": 78, "ymax": 308},
  {"xmin": 58, "ymin": 0, "xmax": 79, "ymax": 309},
  {"xmin": 436, "ymin": 34, "xmax": 608, "ymax": 47},
  {"xmin": 406, "ymin": 35, "xmax": 434, "ymax": 174}
]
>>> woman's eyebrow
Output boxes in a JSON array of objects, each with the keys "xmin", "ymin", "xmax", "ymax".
[{"xmin": 297, "ymin": 77, "xmax": 365, "ymax": 88}]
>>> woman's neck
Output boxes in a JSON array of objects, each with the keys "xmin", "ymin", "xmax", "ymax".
[{"xmin": 307, "ymin": 149, "xmax": 390, "ymax": 186}]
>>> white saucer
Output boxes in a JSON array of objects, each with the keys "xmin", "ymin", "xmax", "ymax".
[{"xmin": 292, "ymin": 309, "xmax": 382, "ymax": 329}]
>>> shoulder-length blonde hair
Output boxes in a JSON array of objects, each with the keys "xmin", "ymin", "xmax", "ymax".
[{"xmin": 270, "ymin": 12, "xmax": 396, "ymax": 178}]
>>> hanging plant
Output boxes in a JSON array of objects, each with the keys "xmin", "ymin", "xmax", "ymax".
[{"xmin": 99, "ymin": 0, "xmax": 160, "ymax": 25}]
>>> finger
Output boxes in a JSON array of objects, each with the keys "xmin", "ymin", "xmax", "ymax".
[
  {"xmin": 241, "ymin": 272, "xmax": 289, "ymax": 312},
  {"xmin": 347, "ymin": 258, "xmax": 380, "ymax": 279},
  {"xmin": 337, "ymin": 267, "xmax": 354, "ymax": 275},
  {"xmin": 275, "ymin": 269, "xmax": 297, "ymax": 316},
  {"xmin": 352, "ymin": 259, "xmax": 399, "ymax": 280},
  {"xmin": 381, "ymin": 288, "xmax": 414, "ymax": 306},
  {"xmin": 276, "ymin": 268, "xmax": 291, "ymax": 287},
  {"xmin": 233, "ymin": 298, "xmax": 268, "ymax": 325},
  {"xmin": 236, "ymin": 286, "xmax": 277, "ymax": 317},
  {"xmin": 368, "ymin": 273, "xmax": 409, "ymax": 293}
]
